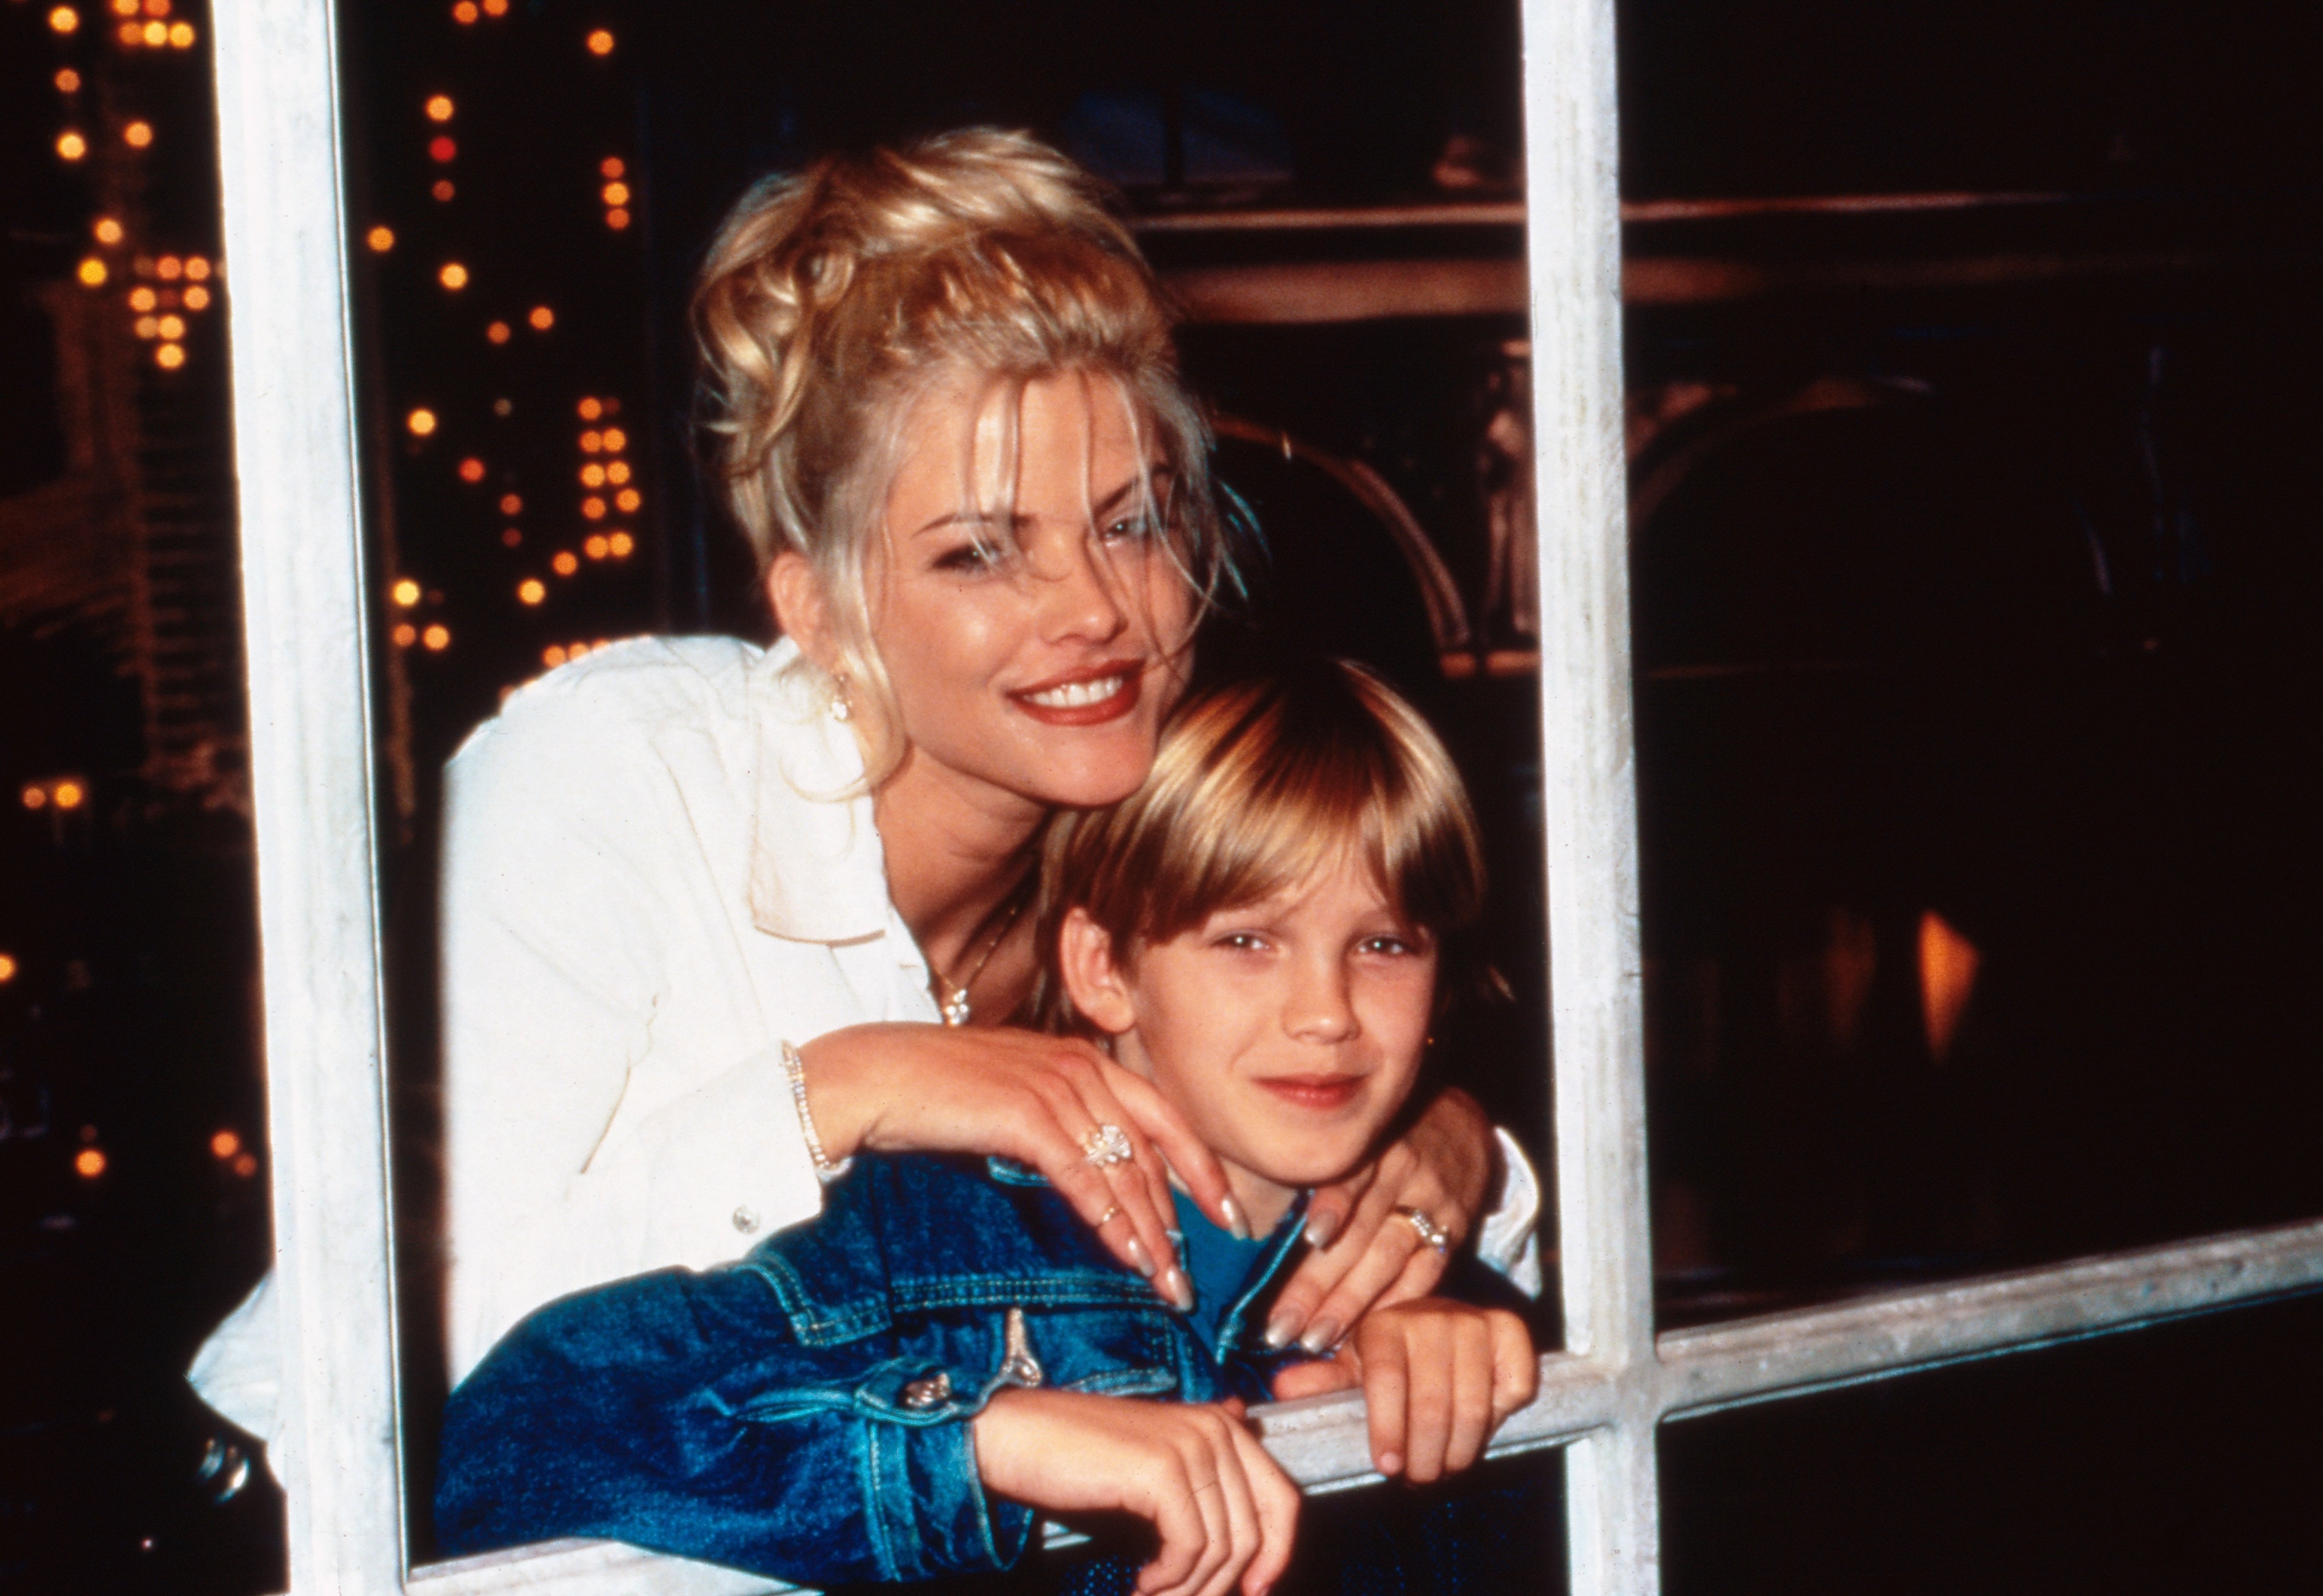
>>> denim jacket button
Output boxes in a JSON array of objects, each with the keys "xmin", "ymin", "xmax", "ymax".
[
  {"xmin": 901, "ymin": 1372, "xmax": 952, "ymax": 1409},
  {"xmin": 732, "ymin": 1206, "xmax": 760, "ymax": 1234}
]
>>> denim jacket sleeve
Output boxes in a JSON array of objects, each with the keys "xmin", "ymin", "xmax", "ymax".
[{"xmin": 434, "ymin": 1253, "xmax": 1038, "ymax": 1583}]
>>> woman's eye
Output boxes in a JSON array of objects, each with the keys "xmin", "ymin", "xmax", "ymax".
[
  {"xmin": 1102, "ymin": 511, "xmax": 1159, "ymax": 543},
  {"xmin": 934, "ymin": 538, "xmax": 1004, "ymax": 575}
]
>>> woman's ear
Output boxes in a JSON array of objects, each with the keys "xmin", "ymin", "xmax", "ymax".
[
  {"xmin": 1057, "ymin": 908, "xmax": 1138, "ymax": 1037},
  {"xmin": 767, "ymin": 552, "xmax": 839, "ymax": 673}
]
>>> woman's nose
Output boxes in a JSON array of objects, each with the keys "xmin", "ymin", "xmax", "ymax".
[
  {"xmin": 1027, "ymin": 529, "xmax": 1127, "ymax": 645},
  {"xmin": 1283, "ymin": 955, "xmax": 1360, "ymax": 1044}
]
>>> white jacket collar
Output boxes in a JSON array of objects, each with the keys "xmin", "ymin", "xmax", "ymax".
[{"xmin": 744, "ymin": 639, "xmax": 895, "ymax": 946}]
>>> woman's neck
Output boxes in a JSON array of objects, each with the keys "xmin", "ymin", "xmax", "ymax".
[{"xmin": 872, "ymin": 745, "xmax": 1046, "ymax": 984}]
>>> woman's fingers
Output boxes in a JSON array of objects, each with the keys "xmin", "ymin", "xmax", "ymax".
[
  {"xmin": 1299, "ymin": 1158, "xmax": 1377, "ymax": 1254},
  {"xmin": 1107, "ymin": 1067, "xmax": 1239, "ymax": 1235}
]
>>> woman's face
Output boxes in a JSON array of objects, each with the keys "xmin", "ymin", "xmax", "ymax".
[{"xmin": 865, "ymin": 371, "xmax": 1196, "ymax": 817}]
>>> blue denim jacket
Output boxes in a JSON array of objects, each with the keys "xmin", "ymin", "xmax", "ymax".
[{"xmin": 436, "ymin": 1154, "xmax": 1334, "ymax": 1583}]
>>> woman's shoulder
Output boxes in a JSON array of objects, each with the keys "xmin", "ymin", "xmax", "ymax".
[{"xmin": 452, "ymin": 635, "xmax": 775, "ymax": 768}]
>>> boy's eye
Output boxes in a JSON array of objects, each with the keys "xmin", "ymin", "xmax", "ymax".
[
  {"xmin": 1216, "ymin": 932, "xmax": 1271, "ymax": 953},
  {"xmin": 1359, "ymin": 934, "xmax": 1424, "ymax": 957}
]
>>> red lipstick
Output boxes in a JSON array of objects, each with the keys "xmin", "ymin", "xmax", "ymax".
[{"xmin": 1009, "ymin": 662, "xmax": 1143, "ymax": 727}]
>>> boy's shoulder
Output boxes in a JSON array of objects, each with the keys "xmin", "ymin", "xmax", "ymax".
[{"xmin": 735, "ymin": 1153, "xmax": 1157, "ymax": 1342}]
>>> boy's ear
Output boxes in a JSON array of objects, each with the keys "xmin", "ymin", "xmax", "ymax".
[
  {"xmin": 767, "ymin": 552, "xmax": 840, "ymax": 675},
  {"xmin": 1057, "ymin": 908, "xmax": 1138, "ymax": 1037}
]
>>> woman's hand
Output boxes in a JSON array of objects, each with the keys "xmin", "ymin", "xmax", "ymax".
[
  {"xmin": 1269, "ymin": 1300, "xmax": 1537, "ymax": 1483},
  {"xmin": 1261, "ymin": 1088, "xmax": 1498, "ymax": 1353},
  {"xmin": 973, "ymin": 1389, "xmax": 1299, "ymax": 1596},
  {"xmin": 799, "ymin": 1023, "xmax": 1238, "ymax": 1304}
]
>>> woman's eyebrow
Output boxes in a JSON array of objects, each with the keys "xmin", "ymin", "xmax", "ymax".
[{"xmin": 906, "ymin": 464, "xmax": 1174, "ymax": 540}]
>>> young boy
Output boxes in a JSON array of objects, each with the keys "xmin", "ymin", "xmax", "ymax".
[{"xmin": 436, "ymin": 662, "xmax": 1542, "ymax": 1595}]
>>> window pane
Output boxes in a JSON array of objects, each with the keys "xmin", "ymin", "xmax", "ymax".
[
  {"xmin": 1662, "ymin": 1293, "xmax": 2323, "ymax": 1593},
  {"xmin": 1621, "ymin": 3, "xmax": 2323, "ymax": 1326}
]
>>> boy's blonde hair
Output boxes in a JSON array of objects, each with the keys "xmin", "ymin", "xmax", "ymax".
[
  {"xmin": 1038, "ymin": 660, "xmax": 1487, "ymax": 1028},
  {"xmin": 692, "ymin": 129, "xmax": 1235, "ymax": 782}
]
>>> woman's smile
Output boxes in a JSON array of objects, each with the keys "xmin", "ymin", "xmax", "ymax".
[{"xmin": 1012, "ymin": 663, "xmax": 1142, "ymax": 724}]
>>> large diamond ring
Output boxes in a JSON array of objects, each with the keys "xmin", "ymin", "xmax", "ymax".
[
  {"xmin": 1396, "ymin": 1205, "xmax": 1450, "ymax": 1253},
  {"xmin": 1079, "ymin": 1123, "xmax": 1134, "ymax": 1168}
]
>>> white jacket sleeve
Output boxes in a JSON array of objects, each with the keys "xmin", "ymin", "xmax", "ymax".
[{"xmin": 438, "ymin": 683, "xmax": 822, "ymax": 1383}]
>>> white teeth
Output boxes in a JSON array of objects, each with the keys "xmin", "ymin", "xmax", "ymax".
[{"xmin": 1025, "ymin": 674, "xmax": 1127, "ymax": 709}]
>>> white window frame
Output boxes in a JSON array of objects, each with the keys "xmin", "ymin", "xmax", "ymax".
[{"xmin": 210, "ymin": 0, "xmax": 2323, "ymax": 1592}]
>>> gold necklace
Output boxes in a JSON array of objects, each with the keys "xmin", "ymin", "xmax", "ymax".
[{"xmin": 933, "ymin": 878, "xmax": 1032, "ymax": 1027}]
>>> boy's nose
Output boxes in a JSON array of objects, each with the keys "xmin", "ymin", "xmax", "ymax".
[{"xmin": 1283, "ymin": 955, "xmax": 1359, "ymax": 1043}]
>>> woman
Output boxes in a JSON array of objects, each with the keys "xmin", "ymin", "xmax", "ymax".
[{"xmin": 195, "ymin": 129, "xmax": 1535, "ymax": 1475}]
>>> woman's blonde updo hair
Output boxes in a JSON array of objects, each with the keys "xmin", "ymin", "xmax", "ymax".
[{"xmin": 693, "ymin": 128, "xmax": 1232, "ymax": 777}]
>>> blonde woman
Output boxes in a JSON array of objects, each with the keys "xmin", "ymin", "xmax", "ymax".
[{"xmin": 193, "ymin": 131, "xmax": 1538, "ymax": 1494}]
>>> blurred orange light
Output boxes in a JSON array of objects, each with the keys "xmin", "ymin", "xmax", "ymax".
[
  {"xmin": 391, "ymin": 578, "xmax": 422, "ymax": 606},
  {"xmin": 552, "ymin": 551, "xmax": 579, "ymax": 576},
  {"xmin": 142, "ymin": 18, "xmax": 166, "ymax": 43},
  {"xmin": 458, "ymin": 456, "xmax": 486, "ymax": 483},
  {"xmin": 59, "ymin": 132, "xmax": 89, "ymax": 163},
  {"xmin": 168, "ymin": 19, "xmax": 193, "ymax": 45},
  {"xmin": 517, "ymin": 579, "xmax": 546, "ymax": 605},
  {"xmin": 608, "ymin": 531, "xmax": 635, "ymax": 557},
  {"xmin": 426, "ymin": 94, "xmax": 455, "ymax": 122},
  {"xmin": 76, "ymin": 1149, "xmax": 107, "ymax": 1179},
  {"xmin": 135, "ymin": 316, "xmax": 160, "ymax": 339},
  {"xmin": 498, "ymin": 492, "xmax": 523, "ymax": 515},
  {"xmin": 501, "ymin": 527, "xmax": 523, "ymax": 547},
  {"xmin": 408, "ymin": 408, "xmax": 438, "ymax": 437},
  {"xmin": 423, "ymin": 625, "xmax": 451, "ymax": 651},
  {"xmin": 52, "ymin": 781, "xmax": 84, "ymax": 810},
  {"xmin": 233, "ymin": 1152, "xmax": 258, "ymax": 1177},
  {"xmin": 452, "ymin": 0, "xmax": 478, "ymax": 21},
  {"xmin": 439, "ymin": 262, "xmax": 469, "ymax": 290},
  {"xmin": 605, "ymin": 208, "xmax": 631, "ymax": 231},
  {"xmin": 483, "ymin": 0, "xmax": 508, "ymax": 13},
  {"xmin": 49, "ymin": 6, "xmax": 79, "ymax": 33},
  {"xmin": 117, "ymin": 19, "xmax": 140, "ymax": 42},
  {"xmin": 124, "ymin": 121, "xmax": 154, "ymax": 148},
  {"xmin": 185, "ymin": 255, "xmax": 210, "ymax": 280},
  {"xmin": 154, "ymin": 342, "xmax": 184, "ymax": 369},
  {"xmin": 57, "ymin": 68, "xmax": 84, "ymax": 92},
  {"xmin": 0, "ymin": 953, "xmax": 15, "ymax": 983},
  {"xmin": 94, "ymin": 217, "xmax": 123, "ymax": 244},
  {"xmin": 432, "ymin": 179, "xmax": 456, "ymax": 202},
  {"xmin": 615, "ymin": 488, "xmax": 642, "ymax": 513},
  {"xmin": 157, "ymin": 255, "xmax": 182, "ymax": 279},
  {"xmin": 543, "ymin": 645, "xmax": 567, "ymax": 667},
  {"xmin": 211, "ymin": 1130, "xmax": 241, "ymax": 1159},
  {"xmin": 579, "ymin": 430, "xmax": 602, "ymax": 453},
  {"xmin": 184, "ymin": 284, "xmax": 211, "ymax": 310},
  {"xmin": 605, "ymin": 460, "xmax": 631, "ymax": 485},
  {"xmin": 486, "ymin": 320, "xmax": 511, "ymax": 344},
  {"xmin": 129, "ymin": 286, "xmax": 157, "ymax": 310},
  {"xmin": 113, "ymin": 0, "xmax": 137, "ymax": 16},
  {"xmin": 528, "ymin": 305, "xmax": 554, "ymax": 331},
  {"xmin": 585, "ymin": 27, "xmax": 614, "ymax": 54},
  {"xmin": 580, "ymin": 463, "xmax": 606, "ymax": 488},
  {"xmin": 144, "ymin": 0, "xmax": 169, "ymax": 16},
  {"xmin": 602, "ymin": 181, "xmax": 630, "ymax": 206},
  {"xmin": 429, "ymin": 135, "xmax": 457, "ymax": 163},
  {"xmin": 392, "ymin": 622, "xmax": 418, "ymax": 646},
  {"xmin": 601, "ymin": 157, "xmax": 625, "ymax": 179},
  {"xmin": 366, "ymin": 225, "xmax": 395, "ymax": 252},
  {"xmin": 76, "ymin": 257, "xmax": 106, "ymax": 286},
  {"xmin": 584, "ymin": 534, "xmax": 609, "ymax": 560},
  {"xmin": 22, "ymin": 785, "xmax": 45, "ymax": 811},
  {"xmin": 577, "ymin": 397, "xmax": 602, "ymax": 421},
  {"xmin": 601, "ymin": 426, "xmax": 627, "ymax": 453},
  {"xmin": 157, "ymin": 314, "xmax": 184, "ymax": 339},
  {"xmin": 580, "ymin": 496, "xmax": 606, "ymax": 520}
]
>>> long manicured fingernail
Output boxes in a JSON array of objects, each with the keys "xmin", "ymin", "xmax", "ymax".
[
  {"xmin": 1298, "ymin": 1316, "xmax": 1342, "ymax": 1354},
  {"xmin": 1262, "ymin": 1309, "xmax": 1300, "ymax": 1350},
  {"xmin": 1125, "ymin": 1237, "xmax": 1157, "ymax": 1278},
  {"xmin": 1303, "ymin": 1210, "xmax": 1340, "ymax": 1249},
  {"xmin": 1221, "ymin": 1195, "xmax": 1252, "ymax": 1241},
  {"xmin": 1161, "ymin": 1267, "xmax": 1195, "ymax": 1313}
]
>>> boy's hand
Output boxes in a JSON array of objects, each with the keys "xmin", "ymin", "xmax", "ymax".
[
  {"xmin": 973, "ymin": 1389, "xmax": 1299, "ymax": 1596},
  {"xmin": 1271, "ymin": 1300, "xmax": 1536, "ymax": 1483}
]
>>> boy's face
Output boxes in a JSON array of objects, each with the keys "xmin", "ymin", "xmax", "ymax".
[{"xmin": 1060, "ymin": 856, "xmax": 1437, "ymax": 1229}]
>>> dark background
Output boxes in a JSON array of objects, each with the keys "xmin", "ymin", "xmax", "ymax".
[{"xmin": 5, "ymin": 0, "xmax": 2322, "ymax": 1588}]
